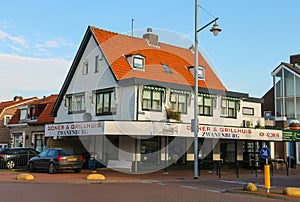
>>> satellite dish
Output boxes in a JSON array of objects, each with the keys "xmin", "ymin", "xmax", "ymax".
[{"xmin": 82, "ymin": 113, "xmax": 92, "ymax": 121}]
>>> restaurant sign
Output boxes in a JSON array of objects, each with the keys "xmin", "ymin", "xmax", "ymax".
[
  {"xmin": 283, "ymin": 130, "xmax": 300, "ymax": 142},
  {"xmin": 45, "ymin": 122, "xmax": 103, "ymax": 137}
]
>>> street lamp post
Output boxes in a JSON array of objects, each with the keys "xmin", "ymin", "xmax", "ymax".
[{"xmin": 193, "ymin": 0, "xmax": 221, "ymax": 179}]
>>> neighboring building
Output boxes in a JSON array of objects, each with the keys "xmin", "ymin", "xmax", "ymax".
[
  {"xmin": 0, "ymin": 96, "xmax": 38, "ymax": 148},
  {"xmin": 7, "ymin": 95, "xmax": 58, "ymax": 152},
  {"xmin": 46, "ymin": 26, "xmax": 282, "ymax": 172},
  {"xmin": 263, "ymin": 54, "xmax": 300, "ymax": 165}
]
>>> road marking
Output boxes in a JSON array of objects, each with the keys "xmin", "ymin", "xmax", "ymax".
[
  {"xmin": 218, "ymin": 180, "xmax": 278, "ymax": 188},
  {"xmin": 181, "ymin": 185, "xmax": 199, "ymax": 190},
  {"xmin": 207, "ymin": 190, "xmax": 220, "ymax": 193}
]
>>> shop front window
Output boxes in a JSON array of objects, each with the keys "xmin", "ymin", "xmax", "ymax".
[
  {"xmin": 168, "ymin": 137, "xmax": 186, "ymax": 164},
  {"xmin": 141, "ymin": 137, "xmax": 160, "ymax": 164}
]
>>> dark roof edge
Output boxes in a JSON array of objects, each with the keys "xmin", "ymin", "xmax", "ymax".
[
  {"xmin": 51, "ymin": 26, "xmax": 93, "ymax": 116},
  {"xmin": 244, "ymin": 97, "xmax": 263, "ymax": 103},
  {"xmin": 118, "ymin": 78, "xmax": 250, "ymax": 98}
]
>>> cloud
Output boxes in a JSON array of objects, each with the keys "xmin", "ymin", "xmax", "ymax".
[
  {"xmin": 0, "ymin": 29, "xmax": 75, "ymax": 59},
  {"xmin": 0, "ymin": 53, "xmax": 71, "ymax": 100},
  {"xmin": 0, "ymin": 30, "xmax": 28, "ymax": 47}
]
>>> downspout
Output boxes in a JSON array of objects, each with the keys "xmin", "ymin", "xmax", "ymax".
[
  {"xmin": 136, "ymin": 85, "xmax": 140, "ymax": 121},
  {"xmin": 135, "ymin": 85, "xmax": 140, "ymax": 172}
]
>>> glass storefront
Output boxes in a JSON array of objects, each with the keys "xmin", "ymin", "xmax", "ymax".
[{"xmin": 141, "ymin": 137, "xmax": 160, "ymax": 164}]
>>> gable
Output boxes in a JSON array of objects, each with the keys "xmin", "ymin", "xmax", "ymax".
[{"xmin": 52, "ymin": 26, "xmax": 227, "ymax": 116}]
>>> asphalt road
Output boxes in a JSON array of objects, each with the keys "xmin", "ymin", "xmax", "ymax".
[
  {"xmin": 1, "ymin": 168, "xmax": 299, "ymax": 201},
  {"xmin": 0, "ymin": 182, "xmax": 280, "ymax": 202}
]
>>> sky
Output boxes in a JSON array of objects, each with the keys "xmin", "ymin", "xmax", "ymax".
[{"xmin": 0, "ymin": 0, "xmax": 299, "ymax": 101}]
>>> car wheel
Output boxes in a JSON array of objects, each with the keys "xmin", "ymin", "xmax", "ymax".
[
  {"xmin": 6, "ymin": 160, "xmax": 15, "ymax": 169},
  {"xmin": 48, "ymin": 163, "xmax": 57, "ymax": 174},
  {"xmin": 28, "ymin": 162, "xmax": 35, "ymax": 172},
  {"xmin": 74, "ymin": 168, "xmax": 81, "ymax": 173}
]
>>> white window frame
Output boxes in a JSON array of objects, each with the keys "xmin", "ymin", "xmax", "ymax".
[
  {"xmin": 65, "ymin": 93, "xmax": 86, "ymax": 114},
  {"xmin": 127, "ymin": 54, "xmax": 145, "ymax": 70},
  {"xmin": 198, "ymin": 66, "xmax": 205, "ymax": 80},
  {"xmin": 4, "ymin": 115, "xmax": 12, "ymax": 125},
  {"xmin": 169, "ymin": 91, "xmax": 188, "ymax": 114},
  {"xmin": 133, "ymin": 57, "xmax": 144, "ymax": 69},
  {"xmin": 242, "ymin": 107, "xmax": 254, "ymax": 115},
  {"xmin": 20, "ymin": 108, "xmax": 28, "ymax": 120},
  {"xmin": 83, "ymin": 62, "xmax": 88, "ymax": 75}
]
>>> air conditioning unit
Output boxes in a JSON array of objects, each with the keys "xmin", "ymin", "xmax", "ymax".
[{"xmin": 243, "ymin": 120, "xmax": 251, "ymax": 128}]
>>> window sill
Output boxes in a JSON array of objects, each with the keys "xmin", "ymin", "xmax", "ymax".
[{"xmin": 68, "ymin": 110, "xmax": 86, "ymax": 114}]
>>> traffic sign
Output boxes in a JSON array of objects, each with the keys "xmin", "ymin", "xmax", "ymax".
[{"xmin": 260, "ymin": 147, "xmax": 271, "ymax": 159}]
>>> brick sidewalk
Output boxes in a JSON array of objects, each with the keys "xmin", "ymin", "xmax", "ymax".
[{"xmin": 0, "ymin": 167, "xmax": 299, "ymax": 183}]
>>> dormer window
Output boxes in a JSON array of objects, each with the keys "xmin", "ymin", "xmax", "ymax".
[
  {"xmin": 198, "ymin": 66, "xmax": 205, "ymax": 80},
  {"xmin": 133, "ymin": 57, "xmax": 144, "ymax": 69},
  {"xmin": 20, "ymin": 107, "xmax": 28, "ymax": 120},
  {"xmin": 126, "ymin": 54, "xmax": 145, "ymax": 70}
]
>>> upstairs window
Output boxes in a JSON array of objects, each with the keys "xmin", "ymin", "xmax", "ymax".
[
  {"xmin": 198, "ymin": 66, "xmax": 205, "ymax": 80},
  {"xmin": 169, "ymin": 90, "xmax": 188, "ymax": 114},
  {"xmin": 133, "ymin": 57, "xmax": 144, "ymax": 69},
  {"xmin": 221, "ymin": 97, "xmax": 239, "ymax": 118},
  {"xmin": 142, "ymin": 86, "xmax": 165, "ymax": 111},
  {"xmin": 126, "ymin": 54, "xmax": 145, "ymax": 70},
  {"xmin": 65, "ymin": 93, "xmax": 86, "ymax": 114},
  {"xmin": 83, "ymin": 62, "xmax": 88, "ymax": 75},
  {"xmin": 198, "ymin": 93, "xmax": 214, "ymax": 116},
  {"xmin": 20, "ymin": 108, "xmax": 28, "ymax": 120},
  {"xmin": 242, "ymin": 107, "xmax": 254, "ymax": 116},
  {"xmin": 95, "ymin": 55, "xmax": 99, "ymax": 73},
  {"xmin": 4, "ymin": 115, "xmax": 12, "ymax": 125},
  {"xmin": 95, "ymin": 88, "xmax": 117, "ymax": 116}
]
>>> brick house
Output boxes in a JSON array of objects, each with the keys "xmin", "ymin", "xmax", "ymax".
[
  {"xmin": 0, "ymin": 96, "xmax": 38, "ymax": 148},
  {"xmin": 7, "ymin": 95, "xmax": 57, "ymax": 152}
]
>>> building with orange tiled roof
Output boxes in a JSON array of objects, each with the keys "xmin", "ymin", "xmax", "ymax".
[
  {"xmin": 7, "ymin": 95, "xmax": 57, "ymax": 151},
  {"xmin": 0, "ymin": 96, "xmax": 38, "ymax": 148},
  {"xmin": 46, "ymin": 26, "xmax": 282, "ymax": 172}
]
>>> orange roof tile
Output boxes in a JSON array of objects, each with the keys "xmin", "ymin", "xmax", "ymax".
[
  {"xmin": 0, "ymin": 97, "xmax": 38, "ymax": 116},
  {"xmin": 8, "ymin": 95, "xmax": 58, "ymax": 125},
  {"xmin": 90, "ymin": 26, "xmax": 226, "ymax": 91}
]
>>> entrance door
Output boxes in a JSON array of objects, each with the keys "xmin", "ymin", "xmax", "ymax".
[
  {"xmin": 141, "ymin": 137, "xmax": 160, "ymax": 164},
  {"xmin": 220, "ymin": 140, "xmax": 236, "ymax": 164},
  {"xmin": 35, "ymin": 134, "xmax": 45, "ymax": 152}
]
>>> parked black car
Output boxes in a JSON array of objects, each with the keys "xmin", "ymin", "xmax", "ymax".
[
  {"xmin": 28, "ymin": 148, "xmax": 83, "ymax": 174},
  {"xmin": 0, "ymin": 148, "xmax": 40, "ymax": 169}
]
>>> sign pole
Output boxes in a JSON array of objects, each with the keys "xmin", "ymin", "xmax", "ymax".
[
  {"xmin": 260, "ymin": 147, "xmax": 271, "ymax": 193},
  {"xmin": 264, "ymin": 164, "xmax": 271, "ymax": 193}
]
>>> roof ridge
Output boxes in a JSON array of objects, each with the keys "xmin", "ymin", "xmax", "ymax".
[{"xmin": 90, "ymin": 25, "xmax": 193, "ymax": 52}]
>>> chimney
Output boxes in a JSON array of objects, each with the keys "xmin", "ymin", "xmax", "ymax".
[
  {"xmin": 290, "ymin": 54, "xmax": 300, "ymax": 66},
  {"xmin": 13, "ymin": 96, "xmax": 23, "ymax": 101},
  {"xmin": 143, "ymin": 28, "xmax": 159, "ymax": 47}
]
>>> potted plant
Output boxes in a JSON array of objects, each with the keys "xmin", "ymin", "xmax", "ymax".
[{"xmin": 165, "ymin": 107, "xmax": 181, "ymax": 122}]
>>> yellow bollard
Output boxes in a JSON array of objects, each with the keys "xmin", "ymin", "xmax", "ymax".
[{"xmin": 264, "ymin": 164, "xmax": 271, "ymax": 193}]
